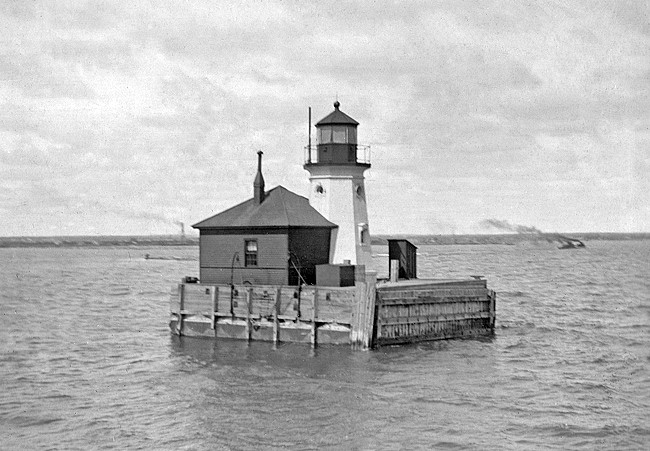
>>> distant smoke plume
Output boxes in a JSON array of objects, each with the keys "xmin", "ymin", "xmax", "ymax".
[
  {"xmin": 480, "ymin": 219, "xmax": 585, "ymax": 247},
  {"xmin": 480, "ymin": 219, "xmax": 543, "ymax": 235}
]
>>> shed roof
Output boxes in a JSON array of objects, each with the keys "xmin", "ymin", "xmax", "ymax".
[
  {"xmin": 315, "ymin": 101, "xmax": 359, "ymax": 126},
  {"xmin": 192, "ymin": 186, "xmax": 338, "ymax": 229}
]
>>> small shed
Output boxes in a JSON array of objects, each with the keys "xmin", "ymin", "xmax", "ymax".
[{"xmin": 388, "ymin": 239, "xmax": 417, "ymax": 280}]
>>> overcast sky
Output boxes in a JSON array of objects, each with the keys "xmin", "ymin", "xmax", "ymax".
[{"xmin": 1, "ymin": 0, "xmax": 648, "ymax": 236}]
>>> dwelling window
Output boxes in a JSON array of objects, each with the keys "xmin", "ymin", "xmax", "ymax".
[{"xmin": 244, "ymin": 240, "xmax": 258, "ymax": 266}]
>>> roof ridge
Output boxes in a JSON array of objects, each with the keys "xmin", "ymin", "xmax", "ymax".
[
  {"xmin": 192, "ymin": 185, "xmax": 337, "ymax": 229},
  {"xmin": 316, "ymin": 108, "xmax": 359, "ymax": 126},
  {"xmin": 275, "ymin": 184, "xmax": 310, "ymax": 202}
]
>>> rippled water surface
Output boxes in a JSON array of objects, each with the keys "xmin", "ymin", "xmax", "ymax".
[{"xmin": 1, "ymin": 241, "xmax": 649, "ymax": 450}]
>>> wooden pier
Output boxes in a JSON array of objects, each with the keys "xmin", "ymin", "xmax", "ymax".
[
  {"xmin": 170, "ymin": 276, "xmax": 495, "ymax": 349},
  {"xmin": 374, "ymin": 279, "xmax": 496, "ymax": 346}
]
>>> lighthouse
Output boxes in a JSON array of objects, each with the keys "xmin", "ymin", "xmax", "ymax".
[{"xmin": 304, "ymin": 101, "xmax": 372, "ymax": 268}]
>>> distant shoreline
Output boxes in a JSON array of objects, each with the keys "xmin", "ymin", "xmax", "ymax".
[{"xmin": 0, "ymin": 233, "xmax": 647, "ymax": 248}]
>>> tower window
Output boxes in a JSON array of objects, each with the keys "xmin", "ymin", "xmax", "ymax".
[
  {"xmin": 358, "ymin": 224, "xmax": 369, "ymax": 245},
  {"xmin": 244, "ymin": 240, "xmax": 258, "ymax": 266}
]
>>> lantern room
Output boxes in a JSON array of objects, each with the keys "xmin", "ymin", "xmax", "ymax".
[
  {"xmin": 305, "ymin": 101, "xmax": 370, "ymax": 166},
  {"xmin": 317, "ymin": 101, "xmax": 357, "ymax": 145}
]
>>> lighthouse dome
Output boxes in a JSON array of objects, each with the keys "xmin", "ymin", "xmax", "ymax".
[{"xmin": 315, "ymin": 101, "xmax": 359, "ymax": 126}]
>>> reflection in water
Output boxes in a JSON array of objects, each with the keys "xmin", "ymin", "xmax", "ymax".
[{"xmin": 165, "ymin": 334, "xmax": 505, "ymax": 449}]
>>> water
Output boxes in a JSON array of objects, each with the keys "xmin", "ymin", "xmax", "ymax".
[{"xmin": 1, "ymin": 241, "xmax": 648, "ymax": 450}]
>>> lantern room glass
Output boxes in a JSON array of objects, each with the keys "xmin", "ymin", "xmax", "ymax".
[
  {"xmin": 332, "ymin": 126, "xmax": 346, "ymax": 142},
  {"xmin": 318, "ymin": 125, "xmax": 357, "ymax": 144},
  {"xmin": 318, "ymin": 127, "xmax": 330, "ymax": 143},
  {"xmin": 347, "ymin": 126, "xmax": 357, "ymax": 144}
]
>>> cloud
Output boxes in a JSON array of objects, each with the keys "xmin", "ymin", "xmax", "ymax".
[
  {"xmin": 0, "ymin": 53, "xmax": 95, "ymax": 99},
  {"xmin": 0, "ymin": 0, "xmax": 648, "ymax": 236},
  {"xmin": 0, "ymin": 102, "xmax": 40, "ymax": 134}
]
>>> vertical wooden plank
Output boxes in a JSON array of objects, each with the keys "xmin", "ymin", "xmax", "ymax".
[
  {"xmin": 351, "ymin": 272, "xmax": 377, "ymax": 349},
  {"xmin": 374, "ymin": 299, "xmax": 383, "ymax": 345},
  {"xmin": 311, "ymin": 288, "xmax": 319, "ymax": 348},
  {"xmin": 178, "ymin": 283, "xmax": 185, "ymax": 336},
  {"xmin": 273, "ymin": 288, "xmax": 281, "ymax": 344},
  {"xmin": 210, "ymin": 286, "xmax": 217, "ymax": 330},
  {"xmin": 170, "ymin": 285, "xmax": 179, "ymax": 312},
  {"xmin": 351, "ymin": 282, "xmax": 365, "ymax": 346},
  {"xmin": 245, "ymin": 288, "xmax": 252, "ymax": 341},
  {"xmin": 489, "ymin": 290, "xmax": 497, "ymax": 332}
]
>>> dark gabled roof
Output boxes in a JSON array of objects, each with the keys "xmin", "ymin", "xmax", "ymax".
[
  {"xmin": 192, "ymin": 186, "xmax": 338, "ymax": 229},
  {"xmin": 315, "ymin": 101, "xmax": 359, "ymax": 126}
]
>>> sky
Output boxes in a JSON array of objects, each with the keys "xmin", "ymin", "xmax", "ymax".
[{"xmin": 1, "ymin": 0, "xmax": 648, "ymax": 236}]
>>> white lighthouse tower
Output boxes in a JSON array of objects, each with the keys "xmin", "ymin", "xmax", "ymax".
[{"xmin": 304, "ymin": 101, "xmax": 372, "ymax": 267}]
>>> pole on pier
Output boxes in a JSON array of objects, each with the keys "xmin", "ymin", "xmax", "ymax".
[{"xmin": 311, "ymin": 288, "xmax": 319, "ymax": 348}]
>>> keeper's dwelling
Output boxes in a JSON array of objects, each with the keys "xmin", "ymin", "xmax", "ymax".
[
  {"xmin": 193, "ymin": 102, "xmax": 371, "ymax": 286},
  {"xmin": 193, "ymin": 151, "xmax": 337, "ymax": 286}
]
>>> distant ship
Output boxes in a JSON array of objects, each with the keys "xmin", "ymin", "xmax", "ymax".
[{"xmin": 558, "ymin": 238, "xmax": 586, "ymax": 249}]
